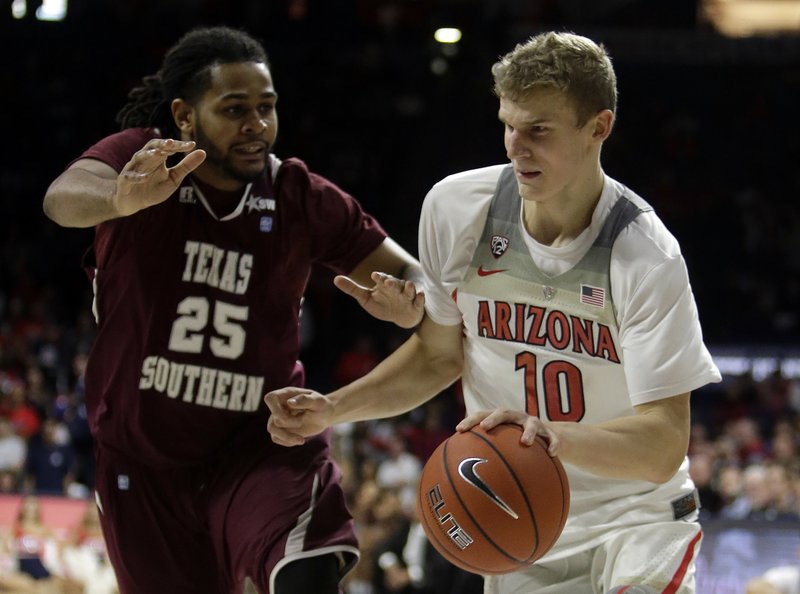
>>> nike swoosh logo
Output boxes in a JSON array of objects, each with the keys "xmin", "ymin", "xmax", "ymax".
[
  {"xmin": 477, "ymin": 265, "xmax": 507, "ymax": 277},
  {"xmin": 458, "ymin": 458, "xmax": 519, "ymax": 519}
]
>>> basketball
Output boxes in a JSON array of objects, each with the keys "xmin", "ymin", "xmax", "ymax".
[{"xmin": 416, "ymin": 423, "xmax": 569, "ymax": 575}]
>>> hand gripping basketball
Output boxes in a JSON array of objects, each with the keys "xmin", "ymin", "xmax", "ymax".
[{"xmin": 417, "ymin": 424, "xmax": 570, "ymax": 575}]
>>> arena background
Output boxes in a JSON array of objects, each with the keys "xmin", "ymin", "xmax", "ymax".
[{"xmin": 1, "ymin": 1, "xmax": 799, "ymax": 592}]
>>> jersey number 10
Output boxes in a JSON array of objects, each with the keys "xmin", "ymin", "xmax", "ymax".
[{"xmin": 516, "ymin": 351, "xmax": 585, "ymax": 422}]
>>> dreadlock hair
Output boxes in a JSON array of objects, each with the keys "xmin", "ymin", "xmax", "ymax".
[{"xmin": 116, "ymin": 26, "xmax": 269, "ymax": 136}]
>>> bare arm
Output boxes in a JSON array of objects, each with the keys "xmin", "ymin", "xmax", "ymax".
[
  {"xmin": 551, "ymin": 393, "xmax": 691, "ymax": 483},
  {"xmin": 266, "ymin": 316, "xmax": 463, "ymax": 445},
  {"xmin": 348, "ymin": 236, "xmax": 420, "ymax": 286},
  {"xmin": 461, "ymin": 393, "xmax": 691, "ymax": 484},
  {"xmin": 43, "ymin": 138, "xmax": 205, "ymax": 228}
]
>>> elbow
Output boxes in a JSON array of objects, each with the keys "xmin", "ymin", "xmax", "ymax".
[
  {"xmin": 42, "ymin": 193, "xmax": 57, "ymax": 222},
  {"xmin": 42, "ymin": 191, "xmax": 69, "ymax": 226},
  {"xmin": 647, "ymin": 445, "xmax": 687, "ymax": 484},
  {"xmin": 648, "ymin": 462, "xmax": 682, "ymax": 485}
]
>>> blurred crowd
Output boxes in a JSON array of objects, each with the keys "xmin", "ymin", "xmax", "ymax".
[
  {"xmin": 2, "ymin": 2, "xmax": 800, "ymax": 593},
  {"xmin": 0, "ymin": 495, "xmax": 115, "ymax": 593}
]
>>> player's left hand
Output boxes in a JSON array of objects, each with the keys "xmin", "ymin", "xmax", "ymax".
[
  {"xmin": 264, "ymin": 387, "xmax": 334, "ymax": 446},
  {"xmin": 456, "ymin": 409, "xmax": 561, "ymax": 456},
  {"xmin": 334, "ymin": 271, "xmax": 425, "ymax": 329}
]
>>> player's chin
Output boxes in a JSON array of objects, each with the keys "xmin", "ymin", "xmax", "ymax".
[{"xmin": 229, "ymin": 162, "xmax": 267, "ymax": 182}]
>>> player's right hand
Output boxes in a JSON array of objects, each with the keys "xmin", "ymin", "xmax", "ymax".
[
  {"xmin": 264, "ymin": 387, "xmax": 335, "ymax": 447},
  {"xmin": 113, "ymin": 138, "xmax": 206, "ymax": 217},
  {"xmin": 457, "ymin": 409, "xmax": 561, "ymax": 456}
]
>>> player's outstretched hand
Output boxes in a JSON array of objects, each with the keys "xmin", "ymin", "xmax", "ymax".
[
  {"xmin": 334, "ymin": 271, "xmax": 425, "ymax": 329},
  {"xmin": 114, "ymin": 138, "xmax": 206, "ymax": 217},
  {"xmin": 456, "ymin": 409, "xmax": 560, "ymax": 456},
  {"xmin": 264, "ymin": 387, "xmax": 335, "ymax": 447}
]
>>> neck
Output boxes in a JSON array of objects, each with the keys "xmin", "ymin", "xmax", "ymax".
[{"xmin": 191, "ymin": 167, "xmax": 248, "ymax": 192}]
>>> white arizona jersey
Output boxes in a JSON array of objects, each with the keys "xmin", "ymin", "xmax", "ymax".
[{"xmin": 419, "ymin": 164, "xmax": 722, "ymax": 560}]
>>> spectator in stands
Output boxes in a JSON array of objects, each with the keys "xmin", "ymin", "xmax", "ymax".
[
  {"xmin": 0, "ymin": 418, "xmax": 26, "ymax": 493},
  {"xmin": 721, "ymin": 464, "xmax": 782, "ymax": 520},
  {"xmin": 689, "ymin": 452, "xmax": 723, "ymax": 518},
  {"xmin": 765, "ymin": 462, "xmax": 799, "ymax": 518},
  {"xmin": 13, "ymin": 496, "xmax": 55, "ymax": 581},
  {"xmin": 0, "ymin": 375, "xmax": 40, "ymax": 439},
  {"xmin": 716, "ymin": 464, "xmax": 744, "ymax": 510},
  {"xmin": 23, "ymin": 367, "xmax": 52, "ymax": 423},
  {"xmin": 372, "ymin": 502, "xmax": 482, "ymax": 594},
  {"xmin": 343, "ymin": 485, "xmax": 405, "ymax": 594},
  {"xmin": 375, "ymin": 432, "xmax": 421, "ymax": 514},
  {"xmin": 746, "ymin": 563, "xmax": 800, "ymax": 594},
  {"xmin": 23, "ymin": 419, "xmax": 76, "ymax": 495},
  {"xmin": 334, "ymin": 334, "xmax": 380, "ymax": 388},
  {"xmin": 54, "ymin": 503, "xmax": 118, "ymax": 594},
  {"xmin": 772, "ymin": 420, "xmax": 799, "ymax": 464},
  {"xmin": 728, "ymin": 417, "xmax": 770, "ymax": 466},
  {"xmin": 401, "ymin": 399, "xmax": 451, "ymax": 463}
]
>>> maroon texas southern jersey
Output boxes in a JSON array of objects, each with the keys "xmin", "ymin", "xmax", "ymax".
[{"xmin": 79, "ymin": 128, "xmax": 387, "ymax": 466}]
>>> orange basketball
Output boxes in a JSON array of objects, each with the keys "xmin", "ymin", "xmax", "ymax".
[{"xmin": 416, "ymin": 423, "xmax": 569, "ymax": 575}]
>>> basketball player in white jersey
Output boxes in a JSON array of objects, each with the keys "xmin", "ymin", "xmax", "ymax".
[{"xmin": 266, "ymin": 31, "xmax": 721, "ymax": 593}]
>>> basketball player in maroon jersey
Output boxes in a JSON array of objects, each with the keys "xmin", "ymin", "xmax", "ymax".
[{"xmin": 42, "ymin": 26, "xmax": 423, "ymax": 594}]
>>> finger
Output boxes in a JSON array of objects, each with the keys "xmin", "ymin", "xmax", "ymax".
[
  {"xmin": 455, "ymin": 411, "xmax": 492, "ymax": 432},
  {"xmin": 478, "ymin": 411, "xmax": 507, "ymax": 430},
  {"xmin": 285, "ymin": 393, "xmax": 325, "ymax": 412},
  {"xmin": 122, "ymin": 147, "xmax": 172, "ymax": 177},
  {"xmin": 542, "ymin": 428, "xmax": 560, "ymax": 456},
  {"xmin": 267, "ymin": 419, "xmax": 306, "ymax": 447},
  {"xmin": 263, "ymin": 387, "xmax": 311, "ymax": 412},
  {"xmin": 402, "ymin": 280, "xmax": 417, "ymax": 298},
  {"xmin": 119, "ymin": 171, "xmax": 150, "ymax": 184},
  {"xmin": 168, "ymin": 149, "xmax": 206, "ymax": 183},
  {"xmin": 546, "ymin": 434, "xmax": 559, "ymax": 455},
  {"xmin": 371, "ymin": 271, "xmax": 404, "ymax": 291},
  {"xmin": 521, "ymin": 423, "xmax": 559, "ymax": 455},
  {"xmin": 152, "ymin": 138, "xmax": 198, "ymax": 154}
]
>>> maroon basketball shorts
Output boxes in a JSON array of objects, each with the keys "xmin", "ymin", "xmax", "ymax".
[{"xmin": 93, "ymin": 434, "xmax": 359, "ymax": 594}]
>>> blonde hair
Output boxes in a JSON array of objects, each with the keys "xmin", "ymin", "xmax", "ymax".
[{"xmin": 492, "ymin": 32, "xmax": 617, "ymax": 126}]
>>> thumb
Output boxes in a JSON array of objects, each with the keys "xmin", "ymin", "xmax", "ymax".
[
  {"xmin": 169, "ymin": 149, "xmax": 206, "ymax": 183},
  {"xmin": 333, "ymin": 275, "xmax": 369, "ymax": 298}
]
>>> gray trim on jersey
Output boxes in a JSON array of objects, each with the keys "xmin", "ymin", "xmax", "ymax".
[
  {"xmin": 187, "ymin": 154, "xmax": 281, "ymax": 221},
  {"xmin": 269, "ymin": 153, "xmax": 283, "ymax": 180},
  {"xmin": 190, "ymin": 179, "xmax": 254, "ymax": 221},
  {"xmin": 477, "ymin": 165, "xmax": 653, "ymax": 311},
  {"xmin": 490, "ymin": 164, "xmax": 652, "ymax": 258}
]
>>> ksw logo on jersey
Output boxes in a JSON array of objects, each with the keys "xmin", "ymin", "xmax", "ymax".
[
  {"xmin": 490, "ymin": 235, "xmax": 509, "ymax": 258},
  {"xmin": 246, "ymin": 194, "xmax": 276, "ymax": 213}
]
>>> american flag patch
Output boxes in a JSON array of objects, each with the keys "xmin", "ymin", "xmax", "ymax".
[{"xmin": 580, "ymin": 284, "xmax": 605, "ymax": 308}]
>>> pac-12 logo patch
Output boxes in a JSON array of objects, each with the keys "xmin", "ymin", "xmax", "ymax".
[
  {"xmin": 490, "ymin": 235, "xmax": 509, "ymax": 258},
  {"xmin": 260, "ymin": 216, "xmax": 273, "ymax": 232}
]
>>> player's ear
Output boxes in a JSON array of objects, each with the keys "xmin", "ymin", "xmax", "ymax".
[
  {"xmin": 591, "ymin": 109, "xmax": 614, "ymax": 141},
  {"xmin": 172, "ymin": 99, "xmax": 195, "ymax": 136}
]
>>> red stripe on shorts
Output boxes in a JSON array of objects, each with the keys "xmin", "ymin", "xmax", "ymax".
[{"xmin": 662, "ymin": 530, "xmax": 702, "ymax": 594}]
